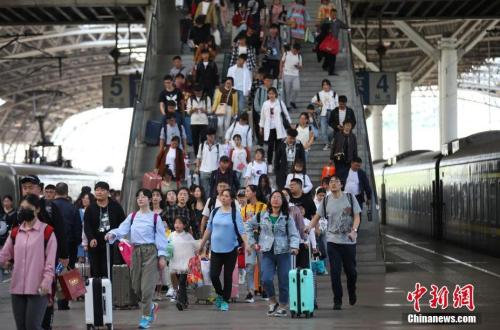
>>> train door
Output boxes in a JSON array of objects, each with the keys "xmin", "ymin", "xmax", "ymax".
[{"xmin": 432, "ymin": 159, "xmax": 443, "ymax": 240}]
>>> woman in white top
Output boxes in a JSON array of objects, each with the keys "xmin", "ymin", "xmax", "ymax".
[
  {"xmin": 296, "ymin": 112, "xmax": 314, "ymax": 160},
  {"xmin": 311, "ymin": 79, "xmax": 338, "ymax": 150},
  {"xmin": 187, "ymin": 85, "xmax": 212, "ymax": 156},
  {"xmin": 259, "ymin": 87, "xmax": 292, "ymax": 172}
]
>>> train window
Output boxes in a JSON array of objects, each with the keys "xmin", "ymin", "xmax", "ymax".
[{"xmin": 489, "ymin": 181, "xmax": 496, "ymax": 225}]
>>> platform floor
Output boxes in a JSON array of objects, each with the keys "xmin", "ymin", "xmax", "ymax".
[{"xmin": 0, "ymin": 226, "xmax": 499, "ymax": 329}]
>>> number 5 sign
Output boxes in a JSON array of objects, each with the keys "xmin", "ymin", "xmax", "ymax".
[{"xmin": 102, "ymin": 75, "xmax": 131, "ymax": 108}]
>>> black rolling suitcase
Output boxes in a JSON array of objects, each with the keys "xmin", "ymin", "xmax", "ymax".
[
  {"xmin": 112, "ymin": 265, "xmax": 139, "ymax": 309},
  {"xmin": 144, "ymin": 120, "xmax": 162, "ymax": 146}
]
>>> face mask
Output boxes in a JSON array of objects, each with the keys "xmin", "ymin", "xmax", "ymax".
[{"xmin": 18, "ymin": 208, "xmax": 35, "ymax": 222}]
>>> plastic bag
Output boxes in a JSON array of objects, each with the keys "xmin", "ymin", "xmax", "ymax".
[{"xmin": 187, "ymin": 256, "xmax": 204, "ymax": 288}]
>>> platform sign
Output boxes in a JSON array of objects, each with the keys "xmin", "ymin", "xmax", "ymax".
[
  {"xmin": 103, "ymin": 75, "xmax": 131, "ymax": 108},
  {"xmin": 355, "ymin": 71, "xmax": 396, "ymax": 105}
]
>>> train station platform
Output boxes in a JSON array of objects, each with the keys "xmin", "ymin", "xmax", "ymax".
[{"xmin": 0, "ymin": 226, "xmax": 498, "ymax": 330}]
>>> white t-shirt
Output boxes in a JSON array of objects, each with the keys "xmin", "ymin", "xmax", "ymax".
[
  {"xmin": 201, "ymin": 2, "xmax": 210, "ymax": 15},
  {"xmin": 231, "ymin": 147, "xmax": 248, "ymax": 173},
  {"xmin": 339, "ymin": 108, "xmax": 347, "ymax": 126},
  {"xmin": 225, "ymin": 122, "xmax": 253, "ymax": 148},
  {"xmin": 296, "ymin": 125, "xmax": 311, "ymax": 151},
  {"xmin": 197, "ymin": 142, "xmax": 222, "ymax": 173},
  {"xmin": 312, "ymin": 90, "xmax": 339, "ymax": 116},
  {"xmin": 268, "ymin": 100, "xmax": 278, "ymax": 129},
  {"xmin": 238, "ymin": 45, "xmax": 248, "ymax": 55},
  {"xmin": 282, "ymin": 51, "xmax": 302, "ymax": 76},
  {"xmin": 165, "ymin": 148, "xmax": 177, "ymax": 174},
  {"xmin": 244, "ymin": 160, "xmax": 268, "ymax": 185},
  {"xmin": 344, "ymin": 169, "xmax": 360, "ymax": 195},
  {"xmin": 202, "ymin": 197, "xmax": 223, "ymax": 217},
  {"xmin": 187, "ymin": 96, "xmax": 211, "ymax": 125}
]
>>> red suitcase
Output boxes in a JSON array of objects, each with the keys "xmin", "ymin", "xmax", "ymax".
[{"xmin": 142, "ymin": 172, "xmax": 162, "ymax": 190}]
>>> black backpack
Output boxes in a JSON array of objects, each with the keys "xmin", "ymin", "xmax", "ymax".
[{"xmin": 210, "ymin": 206, "xmax": 243, "ymax": 247}]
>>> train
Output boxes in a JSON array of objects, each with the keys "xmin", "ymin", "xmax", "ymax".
[
  {"xmin": 374, "ymin": 131, "xmax": 500, "ymax": 257},
  {"xmin": 0, "ymin": 162, "xmax": 104, "ymax": 204}
]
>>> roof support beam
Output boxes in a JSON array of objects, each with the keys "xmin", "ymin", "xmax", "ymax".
[
  {"xmin": 351, "ymin": 44, "xmax": 380, "ymax": 72},
  {"xmin": 393, "ymin": 21, "xmax": 439, "ymax": 62},
  {"xmin": 461, "ymin": 20, "xmax": 500, "ymax": 56}
]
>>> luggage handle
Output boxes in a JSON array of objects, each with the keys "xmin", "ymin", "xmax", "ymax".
[{"xmin": 106, "ymin": 242, "xmax": 111, "ymax": 279}]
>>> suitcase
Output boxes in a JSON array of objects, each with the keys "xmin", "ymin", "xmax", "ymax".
[
  {"xmin": 76, "ymin": 262, "xmax": 90, "ymax": 280},
  {"xmin": 85, "ymin": 243, "xmax": 113, "ymax": 329},
  {"xmin": 142, "ymin": 171, "xmax": 162, "ymax": 190},
  {"xmin": 144, "ymin": 120, "xmax": 162, "ymax": 146},
  {"xmin": 289, "ymin": 255, "xmax": 314, "ymax": 318},
  {"xmin": 112, "ymin": 265, "xmax": 139, "ymax": 309}
]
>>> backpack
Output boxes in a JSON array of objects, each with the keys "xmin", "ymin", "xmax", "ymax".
[
  {"xmin": 10, "ymin": 224, "xmax": 54, "ymax": 261},
  {"xmin": 210, "ymin": 206, "xmax": 243, "ymax": 247}
]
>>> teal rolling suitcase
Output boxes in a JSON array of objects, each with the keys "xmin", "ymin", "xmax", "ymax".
[{"xmin": 289, "ymin": 256, "xmax": 315, "ymax": 318}]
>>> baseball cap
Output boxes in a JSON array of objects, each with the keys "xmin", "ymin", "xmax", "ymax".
[{"xmin": 20, "ymin": 174, "xmax": 41, "ymax": 185}]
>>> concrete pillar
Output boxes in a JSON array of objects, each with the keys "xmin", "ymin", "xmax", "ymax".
[
  {"xmin": 371, "ymin": 106, "xmax": 384, "ymax": 160},
  {"xmin": 438, "ymin": 38, "xmax": 458, "ymax": 146},
  {"xmin": 397, "ymin": 72, "xmax": 413, "ymax": 153}
]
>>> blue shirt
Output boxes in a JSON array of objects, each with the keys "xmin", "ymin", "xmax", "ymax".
[
  {"xmin": 108, "ymin": 211, "xmax": 168, "ymax": 257},
  {"xmin": 207, "ymin": 208, "xmax": 245, "ymax": 253}
]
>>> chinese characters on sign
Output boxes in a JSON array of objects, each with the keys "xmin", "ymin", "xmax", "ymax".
[{"xmin": 407, "ymin": 283, "xmax": 475, "ymax": 312}]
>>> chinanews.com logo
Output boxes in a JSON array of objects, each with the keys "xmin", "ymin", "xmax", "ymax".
[{"xmin": 404, "ymin": 283, "xmax": 480, "ymax": 325}]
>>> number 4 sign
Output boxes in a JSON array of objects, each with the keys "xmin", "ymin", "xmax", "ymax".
[{"xmin": 369, "ymin": 72, "xmax": 396, "ymax": 105}]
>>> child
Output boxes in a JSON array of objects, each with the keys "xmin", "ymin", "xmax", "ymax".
[
  {"xmin": 285, "ymin": 160, "xmax": 313, "ymax": 194},
  {"xmin": 229, "ymin": 134, "xmax": 250, "ymax": 187},
  {"xmin": 244, "ymin": 148, "xmax": 268, "ymax": 186},
  {"xmin": 313, "ymin": 188, "xmax": 328, "ymax": 274},
  {"xmin": 168, "ymin": 216, "xmax": 198, "ymax": 311},
  {"xmin": 105, "ymin": 189, "xmax": 168, "ymax": 329}
]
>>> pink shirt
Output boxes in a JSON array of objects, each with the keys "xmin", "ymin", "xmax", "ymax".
[{"xmin": 0, "ymin": 219, "xmax": 57, "ymax": 295}]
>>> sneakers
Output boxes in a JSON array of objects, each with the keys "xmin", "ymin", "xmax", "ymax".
[
  {"xmin": 169, "ymin": 290, "xmax": 177, "ymax": 302},
  {"xmin": 274, "ymin": 308, "xmax": 288, "ymax": 317},
  {"xmin": 262, "ymin": 291, "xmax": 269, "ymax": 301},
  {"xmin": 166, "ymin": 287, "xmax": 175, "ymax": 298},
  {"xmin": 219, "ymin": 301, "xmax": 229, "ymax": 311},
  {"xmin": 323, "ymin": 144, "xmax": 330, "ymax": 151},
  {"xmin": 139, "ymin": 316, "xmax": 152, "ymax": 329},
  {"xmin": 150, "ymin": 303, "xmax": 159, "ymax": 321},
  {"xmin": 244, "ymin": 292, "xmax": 255, "ymax": 303},
  {"xmin": 215, "ymin": 295, "xmax": 223, "ymax": 309},
  {"xmin": 267, "ymin": 303, "xmax": 279, "ymax": 316}
]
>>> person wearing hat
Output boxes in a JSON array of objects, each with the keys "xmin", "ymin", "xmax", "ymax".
[
  {"xmin": 83, "ymin": 181, "xmax": 126, "ymax": 278},
  {"xmin": 187, "ymin": 84, "xmax": 212, "ymax": 156},
  {"xmin": 274, "ymin": 128, "xmax": 306, "ymax": 190},
  {"xmin": 20, "ymin": 175, "xmax": 68, "ymax": 329},
  {"xmin": 209, "ymin": 155, "xmax": 240, "ymax": 198},
  {"xmin": 195, "ymin": 127, "xmax": 223, "ymax": 196}
]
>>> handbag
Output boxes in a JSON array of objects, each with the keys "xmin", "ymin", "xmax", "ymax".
[
  {"xmin": 319, "ymin": 33, "xmax": 340, "ymax": 55},
  {"xmin": 207, "ymin": 114, "xmax": 218, "ymax": 130},
  {"xmin": 58, "ymin": 268, "xmax": 86, "ymax": 300},
  {"xmin": 118, "ymin": 239, "xmax": 133, "ymax": 267},
  {"xmin": 215, "ymin": 90, "xmax": 232, "ymax": 116},
  {"xmin": 187, "ymin": 256, "xmax": 204, "ymax": 288}
]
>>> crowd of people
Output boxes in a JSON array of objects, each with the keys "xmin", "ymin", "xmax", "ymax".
[{"xmin": 0, "ymin": 1, "xmax": 377, "ymax": 329}]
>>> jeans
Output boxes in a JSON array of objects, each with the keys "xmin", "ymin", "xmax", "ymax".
[
  {"xmin": 236, "ymin": 90, "xmax": 246, "ymax": 114},
  {"xmin": 200, "ymin": 171, "xmax": 212, "ymax": 198},
  {"xmin": 217, "ymin": 113, "xmax": 232, "ymax": 142},
  {"xmin": 210, "ymin": 248, "xmax": 238, "ymax": 302},
  {"xmin": 245, "ymin": 250, "xmax": 257, "ymax": 292},
  {"xmin": 327, "ymin": 242, "xmax": 357, "ymax": 305},
  {"xmin": 184, "ymin": 116, "xmax": 193, "ymax": 145},
  {"xmin": 283, "ymin": 74, "xmax": 300, "ymax": 106},
  {"xmin": 261, "ymin": 251, "xmax": 291, "ymax": 305},
  {"xmin": 266, "ymin": 128, "xmax": 278, "ymax": 165},
  {"xmin": 320, "ymin": 112, "xmax": 333, "ymax": 143},
  {"xmin": 235, "ymin": 171, "xmax": 245, "ymax": 188},
  {"xmin": 12, "ymin": 294, "xmax": 49, "ymax": 330},
  {"xmin": 191, "ymin": 124, "xmax": 207, "ymax": 157}
]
